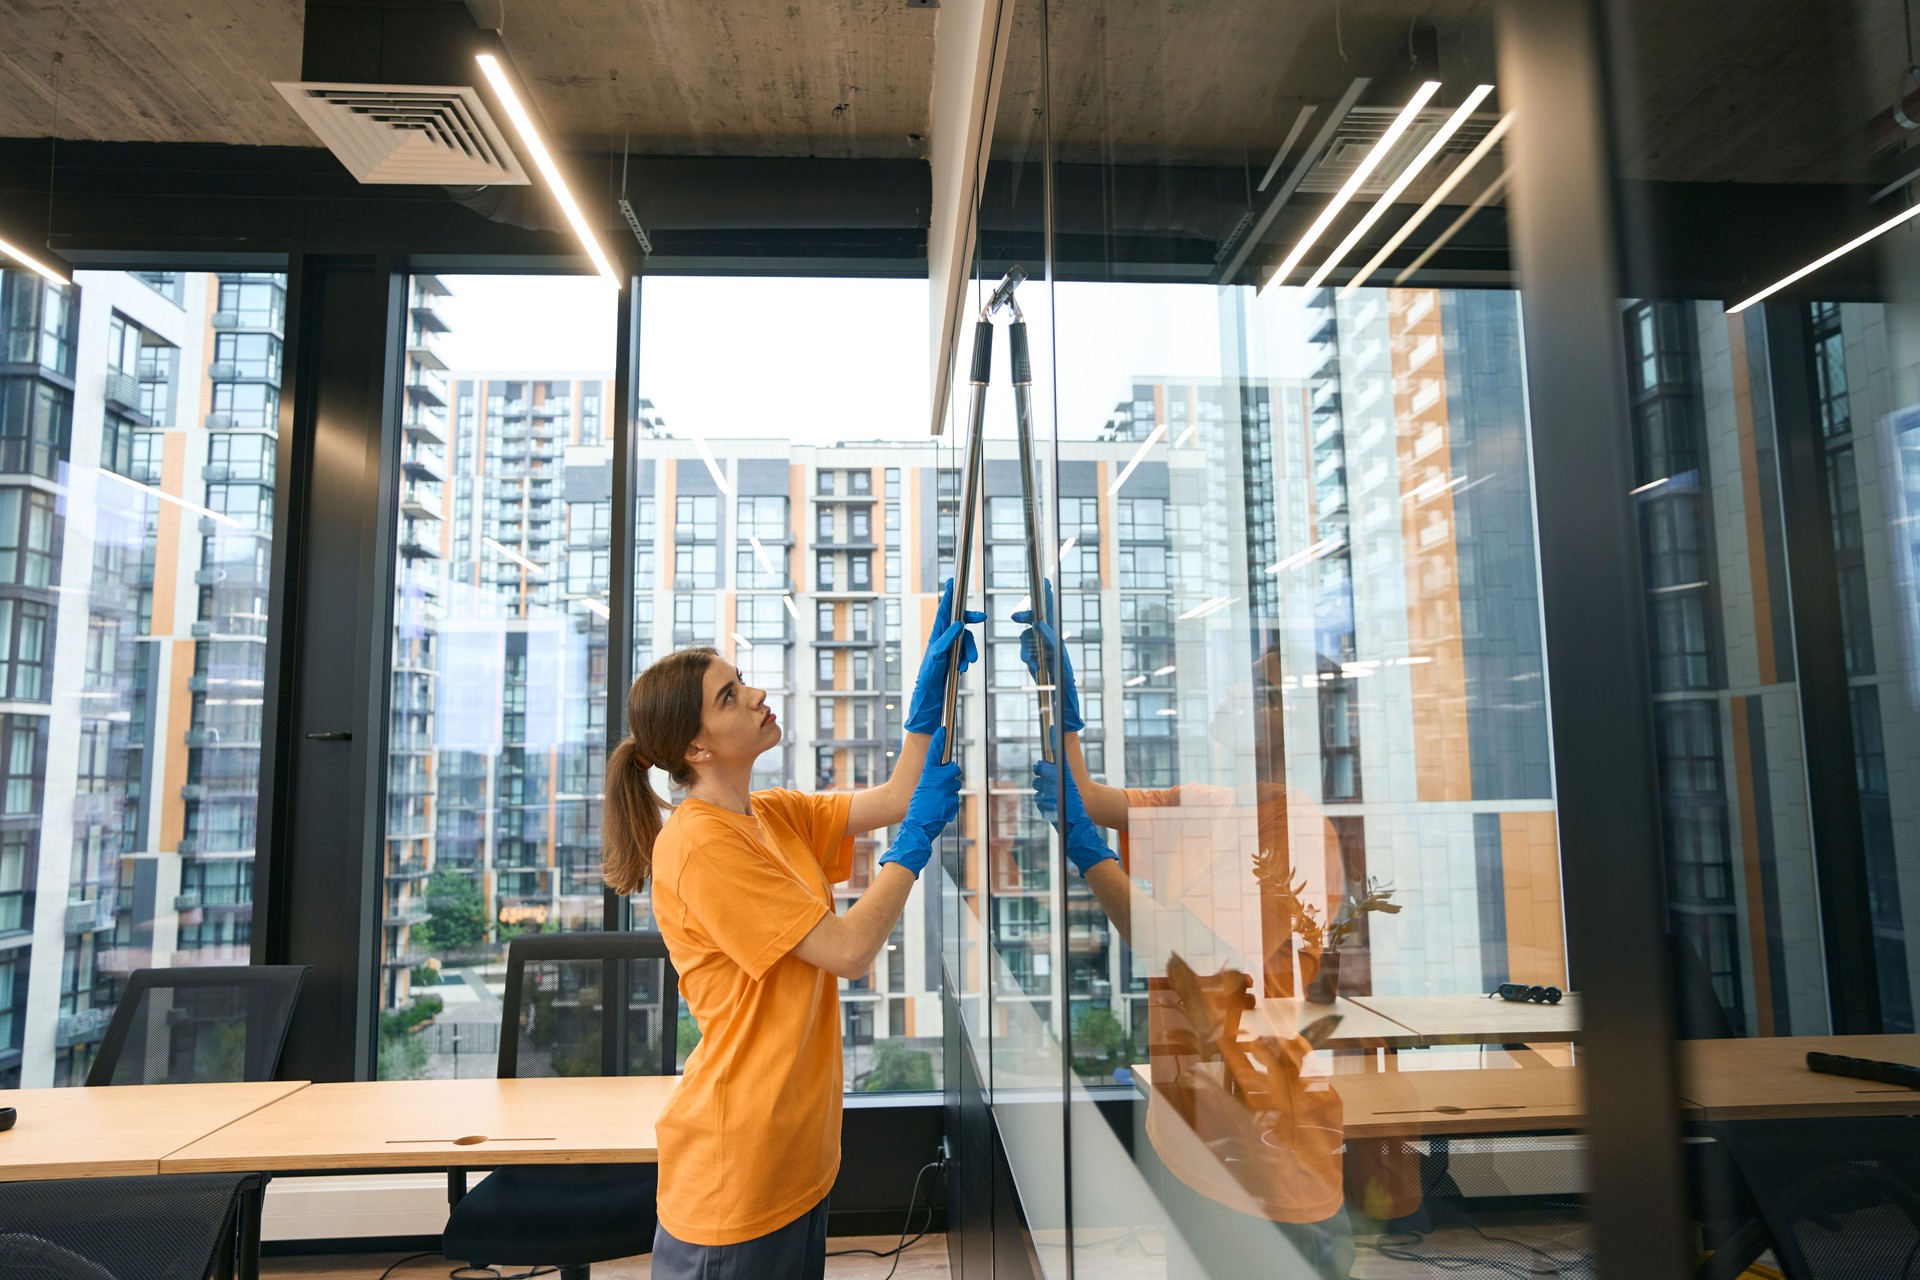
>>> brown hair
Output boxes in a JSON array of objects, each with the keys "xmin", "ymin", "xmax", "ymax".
[{"xmin": 603, "ymin": 647, "xmax": 718, "ymax": 894}]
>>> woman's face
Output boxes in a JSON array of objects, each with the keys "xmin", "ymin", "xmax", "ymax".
[{"xmin": 689, "ymin": 659, "xmax": 781, "ymax": 771}]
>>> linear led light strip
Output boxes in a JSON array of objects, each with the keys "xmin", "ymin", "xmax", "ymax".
[
  {"xmin": 1260, "ymin": 81, "xmax": 1440, "ymax": 296},
  {"xmin": 1303, "ymin": 85, "xmax": 1494, "ymax": 293},
  {"xmin": 0, "ymin": 235, "xmax": 68, "ymax": 286},
  {"xmin": 475, "ymin": 54, "xmax": 620, "ymax": 288},
  {"xmin": 1394, "ymin": 168, "xmax": 1509, "ymax": 285},
  {"xmin": 1728, "ymin": 202, "xmax": 1920, "ymax": 313},
  {"xmin": 1341, "ymin": 113, "xmax": 1512, "ymax": 299}
]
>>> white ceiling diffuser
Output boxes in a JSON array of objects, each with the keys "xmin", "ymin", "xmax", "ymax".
[{"xmin": 272, "ymin": 82, "xmax": 530, "ymax": 185}]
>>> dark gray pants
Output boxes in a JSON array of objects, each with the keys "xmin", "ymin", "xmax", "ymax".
[{"xmin": 650, "ymin": 1196, "xmax": 830, "ymax": 1280}]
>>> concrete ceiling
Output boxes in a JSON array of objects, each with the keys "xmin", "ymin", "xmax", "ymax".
[{"xmin": 0, "ymin": 0, "xmax": 1904, "ymax": 184}]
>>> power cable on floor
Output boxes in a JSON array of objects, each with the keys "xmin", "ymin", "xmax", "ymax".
[{"xmin": 825, "ymin": 1158, "xmax": 943, "ymax": 1280}]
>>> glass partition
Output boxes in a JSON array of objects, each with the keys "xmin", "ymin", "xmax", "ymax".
[
  {"xmin": 0, "ymin": 267, "xmax": 285, "ymax": 1087},
  {"xmin": 935, "ymin": 3, "xmax": 1605, "ymax": 1275}
]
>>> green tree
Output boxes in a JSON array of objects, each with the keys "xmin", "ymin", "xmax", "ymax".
[
  {"xmin": 1071, "ymin": 1005, "xmax": 1128, "ymax": 1079},
  {"xmin": 860, "ymin": 1040, "xmax": 935, "ymax": 1092},
  {"xmin": 418, "ymin": 870, "xmax": 486, "ymax": 954}
]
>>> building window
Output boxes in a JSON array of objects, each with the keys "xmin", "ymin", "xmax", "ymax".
[
  {"xmin": 851, "ymin": 602, "xmax": 870, "ymax": 641},
  {"xmin": 0, "ymin": 599, "xmax": 50, "ymax": 701},
  {"xmin": 817, "ymin": 471, "xmax": 835, "ymax": 495},
  {"xmin": 850, "ymin": 555, "xmax": 871, "ymax": 591},
  {"xmin": 885, "ymin": 468, "xmax": 900, "ymax": 499},
  {"xmin": 817, "ymin": 650, "xmax": 835, "ymax": 685},
  {"xmin": 675, "ymin": 495, "xmax": 718, "ymax": 541},
  {"xmin": 850, "ymin": 470, "xmax": 871, "ymax": 495},
  {"xmin": 817, "ymin": 601, "xmax": 835, "ymax": 639},
  {"xmin": 2, "ymin": 719, "xmax": 39, "ymax": 815},
  {"xmin": 213, "ymin": 332, "xmax": 283, "ymax": 381},
  {"xmin": 817, "ymin": 508, "xmax": 835, "ymax": 542},
  {"xmin": 209, "ymin": 381, "xmax": 278, "ymax": 430},
  {"xmin": 737, "ymin": 495, "xmax": 788, "ymax": 540},
  {"xmin": 1, "ymin": 274, "xmax": 76, "ymax": 375},
  {"xmin": 817, "ymin": 554, "xmax": 835, "ymax": 591},
  {"xmin": 850, "ymin": 508, "xmax": 870, "ymax": 541},
  {"xmin": 674, "ymin": 543, "xmax": 718, "ymax": 589},
  {"xmin": 884, "ymin": 501, "xmax": 900, "ymax": 533},
  {"xmin": 1811, "ymin": 301, "xmax": 1850, "ymax": 439},
  {"xmin": 0, "ymin": 379, "xmax": 72, "ymax": 479},
  {"xmin": 0, "ymin": 489, "xmax": 56, "ymax": 587}
]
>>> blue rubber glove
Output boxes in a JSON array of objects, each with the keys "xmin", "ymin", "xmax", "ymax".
[
  {"xmin": 1032, "ymin": 755, "xmax": 1117, "ymax": 877},
  {"xmin": 1012, "ymin": 580, "xmax": 1083, "ymax": 734},
  {"xmin": 905, "ymin": 578, "xmax": 986, "ymax": 734},
  {"xmin": 878, "ymin": 728, "xmax": 963, "ymax": 878}
]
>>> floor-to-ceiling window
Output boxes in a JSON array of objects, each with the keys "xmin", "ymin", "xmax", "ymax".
[{"xmin": 0, "ymin": 267, "xmax": 285, "ymax": 1088}]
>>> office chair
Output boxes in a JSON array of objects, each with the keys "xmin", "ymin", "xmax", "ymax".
[
  {"xmin": 441, "ymin": 932, "xmax": 680, "ymax": 1280},
  {"xmin": 7, "ymin": 965, "xmax": 314, "ymax": 1280},
  {"xmin": 86, "ymin": 964, "xmax": 310, "ymax": 1086}
]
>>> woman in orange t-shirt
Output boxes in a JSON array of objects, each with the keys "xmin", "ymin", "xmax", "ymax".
[{"xmin": 602, "ymin": 581, "xmax": 982, "ymax": 1279}]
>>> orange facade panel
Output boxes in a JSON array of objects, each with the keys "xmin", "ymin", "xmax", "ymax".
[
  {"xmin": 1389, "ymin": 289, "xmax": 1472, "ymax": 802},
  {"xmin": 1500, "ymin": 810, "xmax": 1568, "ymax": 988}
]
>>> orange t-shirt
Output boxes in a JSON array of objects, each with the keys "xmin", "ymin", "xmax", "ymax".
[{"xmin": 649, "ymin": 788, "xmax": 855, "ymax": 1245}]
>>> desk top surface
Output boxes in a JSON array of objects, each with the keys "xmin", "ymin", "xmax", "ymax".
[
  {"xmin": 1332, "ymin": 1065, "xmax": 1586, "ymax": 1139},
  {"xmin": 1342, "ymin": 993, "xmax": 1582, "ymax": 1046},
  {"xmin": 0, "ymin": 1081, "xmax": 308, "ymax": 1182},
  {"xmin": 161, "ymin": 1075, "xmax": 679, "ymax": 1174},
  {"xmin": 1678, "ymin": 1034, "xmax": 1920, "ymax": 1121},
  {"xmin": 1248, "ymin": 997, "xmax": 1423, "ymax": 1050}
]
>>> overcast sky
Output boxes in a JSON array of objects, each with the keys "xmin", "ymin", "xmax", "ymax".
[{"xmin": 435, "ymin": 273, "xmax": 1321, "ymax": 448}]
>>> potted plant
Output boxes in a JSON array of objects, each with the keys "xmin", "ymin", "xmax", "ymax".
[{"xmin": 1304, "ymin": 878, "xmax": 1401, "ymax": 1004}]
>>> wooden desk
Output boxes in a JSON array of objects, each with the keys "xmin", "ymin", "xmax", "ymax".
[
  {"xmin": 162, "ymin": 1076, "xmax": 678, "ymax": 1174},
  {"xmin": 1344, "ymin": 993, "xmax": 1582, "ymax": 1048},
  {"xmin": 1247, "ymin": 997, "xmax": 1422, "ymax": 1051},
  {"xmin": 1679, "ymin": 1034, "xmax": 1920, "ymax": 1122},
  {"xmin": 1333, "ymin": 1065, "xmax": 1586, "ymax": 1139},
  {"xmin": 0, "ymin": 1081, "xmax": 308, "ymax": 1182}
]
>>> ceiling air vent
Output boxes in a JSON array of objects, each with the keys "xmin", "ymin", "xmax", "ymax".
[
  {"xmin": 1300, "ymin": 105, "xmax": 1500, "ymax": 198},
  {"xmin": 272, "ymin": 82, "xmax": 530, "ymax": 186}
]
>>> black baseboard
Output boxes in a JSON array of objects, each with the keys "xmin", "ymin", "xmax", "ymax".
[{"xmin": 262, "ymin": 1237, "xmax": 443, "ymax": 1257}]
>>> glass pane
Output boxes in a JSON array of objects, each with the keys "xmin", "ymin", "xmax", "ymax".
[
  {"xmin": 377, "ymin": 275, "xmax": 616, "ymax": 1079},
  {"xmin": 936, "ymin": 4, "xmax": 1600, "ymax": 1275},
  {"xmin": 1611, "ymin": 0, "xmax": 1920, "ymax": 1263},
  {"xmin": 0, "ymin": 267, "xmax": 284, "ymax": 1087},
  {"xmin": 630, "ymin": 276, "xmax": 939, "ymax": 1089}
]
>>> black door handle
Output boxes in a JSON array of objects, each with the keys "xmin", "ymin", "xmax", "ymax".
[{"xmin": 304, "ymin": 731, "xmax": 353, "ymax": 741}]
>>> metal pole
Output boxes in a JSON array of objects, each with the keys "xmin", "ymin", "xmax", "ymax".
[
  {"xmin": 1007, "ymin": 315, "xmax": 1055, "ymax": 763},
  {"xmin": 940, "ymin": 318, "xmax": 994, "ymax": 765}
]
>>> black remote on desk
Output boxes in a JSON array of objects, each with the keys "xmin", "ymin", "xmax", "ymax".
[
  {"xmin": 1806, "ymin": 1051, "xmax": 1920, "ymax": 1090},
  {"xmin": 0, "ymin": 1106, "xmax": 14, "ymax": 1132}
]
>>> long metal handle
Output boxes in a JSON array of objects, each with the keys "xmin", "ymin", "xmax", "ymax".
[
  {"xmin": 1008, "ymin": 321, "xmax": 1056, "ymax": 764},
  {"xmin": 940, "ymin": 320, "xmax": 993, "ymax": 765}
]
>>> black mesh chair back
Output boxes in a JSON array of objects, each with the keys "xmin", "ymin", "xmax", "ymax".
[
  {"xmin": 444, "ymin": 933, "xmax": 678, "ymax": 1276},
  {"xmin": 1707, "ymin": 1116, "xmax": 1920, "ymax": 1279},
  {"xmin": 497, "ymin": 931, "xmax": 679, "ymax": 1079},
  {"xmin": 86, "ymin": 965, "xmax": 309, "ymax": 1087},
  {"xmin": 0, "ymin": 1173, "xmax": 259, "ymax": 1280}
]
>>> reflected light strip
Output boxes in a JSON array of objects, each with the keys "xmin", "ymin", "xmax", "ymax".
[
  {"xmin": 475, "ymin": 54, "xmax": 620, "ymax": 288},
  {"xmin": 730, "ymin": 631, "xmax": 754, "ymax": 650},
  {"xmin": 1261, "ymin": 81, "xmax": 1440, "ymax": 296},
  {"xmin": 1172, "ymin": 423, "xmax": 1199, "ymax": 448},
  {"xmin": 1266, "ymin": 536, "xmax": 1340, "ymax": 575},
  {"xmin": 1106, "ymin": 424, "xmax": 1167, "ymax": 495},
  {"xmin": 1055, "ymin": 534, "xmax": 1078, "ymax": 575},
  {"xmin": 1125, "ymin": 674, "xmax": 1148, "ymax": 687},
  {"xmin": 580, "ymin": 597, "xmax": 610, "ymax": 619},
  {"xmin": 0, "ymin": 235, "xmax": 69, "ymax": 286},
  {"xmin": 1630, "ymin": 476, "xmax": 1671, "ymax": 496},
  {"xmin": 1304, "ymin": 85, "xmax": 1494, "ymax": 293},
  {"xmin": 97, "ymin": 468, "xmax": 243, "ymax": 529},
  {"xmin": 1729, "ymin": 202, "xmax": 1920, "ymax": 313},
  {"xmin": 1394, "ymin": 168, "xmax": 1510, "ymax": 285},
  {"xmin": 1177, "ymin": 596, "xmax": 1235, "ymax": 621},
  {"xmin": 781, "ymin": 594, "xmax": 801, "ymax": 621},
  {"xmin": 748, "ymin": 534, "xmax": 778, "ymax": 575},
  {"xmin": 1153, "ymin": 664, "xmax": 1176, "ymax": 676},
  {"xmin": 1341, "ymin": 113, "xmax": 1512, "ymax": 299},
  {"xmin": 483, "ymin": 536, "xmax": 546, "ymax": 577},
  {"xmin": 693, "ymin": 430, "xmax": 733, "ymax": 496}
]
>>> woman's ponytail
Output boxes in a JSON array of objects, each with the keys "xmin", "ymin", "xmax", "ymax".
[
  {"xmin": 603, "ymin": 737, "xmax": 665, "ymax": 894},
  {"xmin": 601, "ymin": 646, "xmax": 718, "ymax": 894}
]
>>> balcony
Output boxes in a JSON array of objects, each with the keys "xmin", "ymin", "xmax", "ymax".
[
  {"xmin": 405, "ymin": 408, "xmax": 447, "ymax": 448},
  {"xmin": 401, "ymin": 484, "xmax": 442, "ymax": 522},
  {"xmin": 385, "ymin": 902, "xmax": 431, "ymax": 927},
  {"xmin": 400, "ymin": 533, "xmax": 442, "ymax": 560},
  {"xmin": 55, "ymin": 1007, "xmax": 112, "ymax": 1049},
  {"xmin": 63, "ymin": 900, "xmax": 110, "ymax": 935},
  {"xmin": 104, "ymin": 369, "xmax": 143, "ymax": 412},
  {"xmin": 406, "ymin": 367, "xmax": 449, "ymax": 408},
  {"xmin": 402, "ymin": 447, "xmax": 445, "ymax": 484}
]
